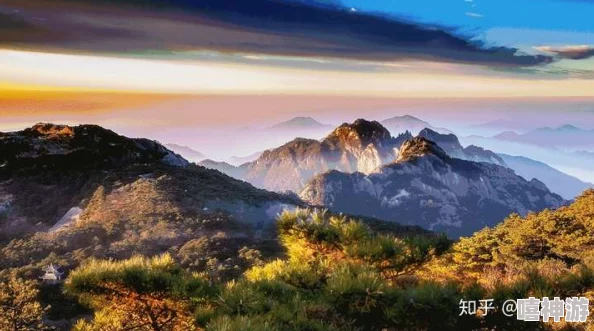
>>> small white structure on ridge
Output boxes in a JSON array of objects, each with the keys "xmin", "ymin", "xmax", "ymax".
[{"xmin": 40, "ymin": 264, "xmax": 64, "ymax": 284}]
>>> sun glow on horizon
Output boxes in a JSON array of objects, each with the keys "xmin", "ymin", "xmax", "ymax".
[{"xmin": 1, "ymin": 49, "xmax": 594, "ymax": 99}]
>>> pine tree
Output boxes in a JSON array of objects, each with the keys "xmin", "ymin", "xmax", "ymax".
[{"xmin": 0, "ymin": 275, "xmax": 50, "ymax": 331}]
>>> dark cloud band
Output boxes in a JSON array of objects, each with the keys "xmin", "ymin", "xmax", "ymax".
[{"xmin": 1, "ymin": 0, "xmax": 553, "ymax": 67}]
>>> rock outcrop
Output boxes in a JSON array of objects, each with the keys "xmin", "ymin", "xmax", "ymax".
[
  {"xmin": 300, "ymin": 136, "xmax": 565, "ymax": 238},
  {"xmin": 241, "ymin": 119, "xmax": 412, "ymax": 192}
]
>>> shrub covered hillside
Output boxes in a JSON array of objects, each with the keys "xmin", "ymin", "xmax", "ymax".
[
  {"xmin": 425, "ymin": 188, "xmax": 594, "ymax": 283},
  {"xmin": 0, "ymin": 162, "xmax": 301, "ymax": 280},
  {"xmin": 60, "ymin": 190, "xmax": 594, "ymax": 331}
]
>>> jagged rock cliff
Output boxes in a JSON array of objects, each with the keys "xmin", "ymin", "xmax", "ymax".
[
  {"xmin": 418, "ymin": 128, "xmax": 507, "ymax": 166},
  {"xmin": 300, "ymin": 137, "xmax": 565, "ymax": 238},
  {"xmin": 241, "ymin": 119, "xmax": 412, "ymax": 192}
]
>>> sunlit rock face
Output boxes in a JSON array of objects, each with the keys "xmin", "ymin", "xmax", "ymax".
[
  {"xmin": 242, "ymin": 119, "xmax": 412, "ymax": 193},
  {"xmin": 300, "ymin": 136, "xmax": 565, "ymax": 238}
]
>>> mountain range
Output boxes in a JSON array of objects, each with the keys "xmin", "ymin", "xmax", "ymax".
[
  {"xmin": 192, "ymin": 119, "xmax": 568, "ymax": 237},
  {"xmin": 199, "ymin": 159, "xmax": 248, "ymax": 179},
  {"xmin": 200, "ymin": 119, "xmax": 587, "ymax": 200},
  {"xmin": 1, "ymin": 120, "xmax": 580, "ymax": 241},
  {"xmin": 214, "ymin": 119, "xmax": 413, "ymax": 192},
  {"xmin": 417, "ymin": 128, "xmax": 591, "ymax": 199},
  {"xmin": 493, "ymin": 125, "xmax": 594, "ymax": 149},
  {"xmin": 300, "ymin": 137, "xmax": 565, "ymax": 238}
]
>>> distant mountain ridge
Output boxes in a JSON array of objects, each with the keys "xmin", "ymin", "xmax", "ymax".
[
  {"xmin": 498, "ymin": 153, "xmax": 593, "ymax": 200},
  {"xmin": 468, "ymin": 119, "xmax": 533, "ymax": 135},
  {"xmin": 493, "ymin": 125, "xmax": 594, "ymax": 149},
  {"xmin": 300, "ymin": 136, "xmax": 565, "ymax": 238},
  {"xmin": 164, "ymin": 143, "xmax": 207, "ymax": 163},
  {"xmin": 381, "ymin": 115, "xmax": 452, "ymax": 135},
  {"xmin": 227, "ymin": 151, "xmax": 263, "ymax": 166},
  {"xmin": 199, "ymin": 159, "xmax": 248, "ymax": 179},
  {"xmin": 267, "ymin": 117, "xmax": 332, "ymax": 131}
]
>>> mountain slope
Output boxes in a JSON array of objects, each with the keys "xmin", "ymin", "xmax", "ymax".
[
  {"xmin": 242, "ymin": 119, "xmax": 412, "ymax": 192},
  {"xmin": 0, "ymin": 123, "xmax": 189, "ymax": 176},
  {"xmin": 433, "ymin": 189, "xmax": 594, "ymax": 280},
  {"xmin": 0, "ymin": 124, "xmax": 300, "ymax": 244},
  {"xmin": 300, "ymin": 137, "xmax": 565, "ymax": 238},
  {"xmin": 498, "ymin": 153, "xmax": 593, "ymax": 200}
]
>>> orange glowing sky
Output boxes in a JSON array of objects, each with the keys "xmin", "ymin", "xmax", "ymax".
[{"xmin": 1, "ymin": 50, "xmax": 594, "ymax": 101}]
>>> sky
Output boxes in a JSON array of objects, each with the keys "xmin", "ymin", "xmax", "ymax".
[
  {"xmin": 0, "ymin": 0, "xmax": 593, "ymax": 95},
  {"xmin": 1, "ymin": 0, "xmax": 593, "ymax": 164}
]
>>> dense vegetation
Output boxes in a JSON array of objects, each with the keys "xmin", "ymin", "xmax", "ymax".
[
  {"xmin": 2, "ymin": 190, "xmax": 593, "ymax": 330},
  {"xmin": 0, "ymin": 163, "xmax": 301, "ymax": 278}
]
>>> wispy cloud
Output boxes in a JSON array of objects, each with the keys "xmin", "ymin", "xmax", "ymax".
[
  {"xmin": 535, "ymin": 45, "xmax": 594, "ymax": 60},
  {"xmin": 465, "ymin": 12, "xmax": 484, "ymax": 18}
]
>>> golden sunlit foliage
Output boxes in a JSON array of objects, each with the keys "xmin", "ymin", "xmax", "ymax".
[
  {"xmin": 426, "ymin": 189, "xmax": 594, "ymax": 285},
  {"xmin": 67, "ymin": 255, "xmax": 212, "ymax": 331},
  {"xmin": 65, "ymin": 190, "xmax": 594, "ymax": 330},
  {"xmin": 0, "ymin": 275, "xmax": 51, "ymax": 331}
]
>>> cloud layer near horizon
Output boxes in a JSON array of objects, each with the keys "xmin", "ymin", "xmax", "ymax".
[
  {"xmin": 535, "ymin": 45, "xmax": 594, "ymax": 60},
  {"xmin": 0, "ymin": 0, "xmax": 554, "ymax": 67}
]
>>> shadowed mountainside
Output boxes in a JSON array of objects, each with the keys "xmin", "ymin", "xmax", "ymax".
[
  {"xmin": 0, "ymin": 124, "xmax": 301, "ymax": 243},
  {"xmin": 419, "ymin": 128, "xmax": 590, "ymax": 199},
  {"xmin": 499, "ymin": 153, "xmax": 593, "ymax": 200},
  {"xmin": 418, "ymin": 128, "xmax": 507, "ymax": 166},
  {"xmin": 300, "ymin": 136, "xmax": 565, "ymax": 238}
]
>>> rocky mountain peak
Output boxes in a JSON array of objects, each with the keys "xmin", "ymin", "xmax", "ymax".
[
  {"xmin": 395, "ymin": 130, "xmax": 414, "ymax": 141},
  {"xmin": 325, "ymin": 119, "xmax": 392, "ymax": 148},
  {"xmin": 397, "ymin": 137, "xmax": 448, "ymax": 162},
  {"xmin": 418, "ymin": 128, "xmax": 461, "ymax": 148},
  {"xmin": 28, "ymin": 123, "xmax": 75, "ymax": 138},
  {"xmin": 418, "ymin": 128, "xmax": 507, "ymax": 166},
  {"xmin": 239, "ymin": 120, "xmax": 408, "ymax": 193}
]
